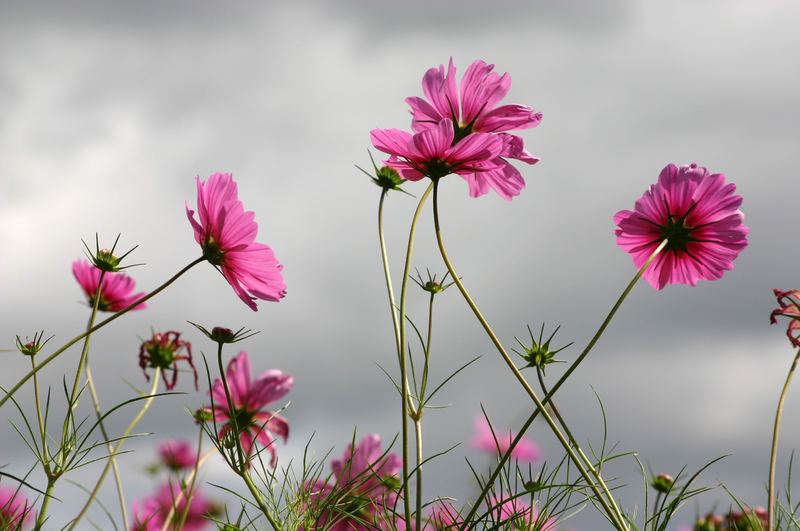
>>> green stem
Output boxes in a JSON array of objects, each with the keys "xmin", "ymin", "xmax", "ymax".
[
  {"xmin": 396, "ymin": 183, "xmax": 434, "ymax": 525},
  {"xmin": 215, "ymin": 342, "xmax": 283, "ymax": 530},
  {"xmin": 768, "ymin": 348, "xmax": 800, "ymax": 530},
  {"xmin": 413, "ymin": 291, "xmax": 435, "ymax": 531},
  {"xmin": 241, "ymin": 471, "xmax": 283, "ymax": 531},
  {"xmin": 85, "ymin": 362, "xmax": 129, "ymax": 531},
  {"xmin": 174, "ymin": 428, "xmax": 206, "ymax": 530},
  {"xmin": 34, "ymin": 478, "xmax": 56, "ymax": 531},
  {"xmin": 431, "ymin": 180, "xmax": 627, "ymax": 530},
  {"xmin": 68, "ymin": 369, "xmax": 162, "ymax": 531},
  {"xmin": 0, "ymin": 257, "xmax": 205, "ymax": 411},
  {"xmin": 378, "ymin": 190, "xmax": 403, "ymax": 357},
  {"xmin": 413, "ymin": 418, "xmax": 423, "ymax": 531},
  {"xmin": 216, "ymin": 342, "xmax": 246, "ymax": 470},
  {"xmin": 30, "ymin": 355, "xmax": 50, "ymax": 472},
  {"xmin": 61, "ymin": 274, "xmax": 105, "ymax": 466},
  {"xmin": 536, "ymin": 367, "xmax": 624, "ymax": 522},
  {"xmin": 459, "ymin": 239, "xmax": 666, "ymax": 528}
]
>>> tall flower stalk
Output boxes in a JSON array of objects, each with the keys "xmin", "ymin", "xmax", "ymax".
[
  {"xmin": 430, "ymin": 179, "xmax": 630, "ymax": 530},
  {"xmin": 460, "ymin": 238, "xmax": 668, "ymax": 527}
]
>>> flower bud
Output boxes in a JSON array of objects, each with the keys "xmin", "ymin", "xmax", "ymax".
[{"xmin": 650, "ymin": 473, "xmax": 674, "ymax": 493}]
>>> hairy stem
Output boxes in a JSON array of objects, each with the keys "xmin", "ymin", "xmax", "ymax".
[
  {"xmin": 768, "ymin": 348, "xmax": 800, "ymax": 530},
  {"xmin": 460, "ymin": 239, "xmax": 666, "ymax": 527},
  {"xmin": 431, "ymin": 181, "xmax": 627, "ymax": 530},
  {"xmin": 68, "ymin": 369, "xmax": 162, "ymax": 531},
  {"xmin": 241, "ymin": 471, "xmax": 283, "ymax": 531},
  {"xmin": 0, "ymin": 257, "xmax": 205, "ymax": 410}
]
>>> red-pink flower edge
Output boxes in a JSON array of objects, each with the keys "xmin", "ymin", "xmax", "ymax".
[{"xmin": 614, "ymin": 163, "xmax": 748, "ymax": 290}]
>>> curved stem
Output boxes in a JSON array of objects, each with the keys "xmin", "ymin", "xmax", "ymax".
[
  {"xmin": 460, "ymin": 239, "xmax": 666, "ymax": 528},
  {"xmin": 216, "ymin": 342, "xmax": 246, "ymax": 470},
  {"xmin": 1, "ymin": 257, "xmax": 205, "ymax": 411},
  {"xmin": 395, "ymin": 183, "xmax": 434, "ymax": 525},
  {"xmin": 378, "ymin": 190, "xmax": 402, "ymax": 357},
  {"xmin": 85, "ymin": 362, "xmax": 129, "ymax": 530},
  {"xmin": 431, "ymin": 181, "xmax": 627, "ymax": 530},
  {"xmin": 768, "ymin": 348, "xmax": 800, "ymax": 530},
  {"xmin": 68, "ymin": 369, "xmax": 162, "ymax": 531}
]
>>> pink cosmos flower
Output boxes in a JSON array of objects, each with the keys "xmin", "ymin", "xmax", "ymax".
[
  {"xmin": 158, "ymin": 439, "xmax": 198, "ymax": 471},
  {"xmin": 490, "ymin": 497, "xmax": 557, "ymax": 530},
  {"xmin": 0, "ymin": 486, "xmax": 33, "ymax": 530},
  {"xmin": 371, "ymin": 118, "xmax": 504, "ymax": 184},
  {"xmin": 614, "ymin": 163, "xmax": 748, "ymax": 290},
  {"xmin": 139, "ymin": 331, "xmax": 198, "ymax": 391},
  {"xmin": 771, "ymin": 289, "xmax": 800, "ymax": 348},
  {"xmin": 302, "ymin": 435, "xmax": 405, "ymax": 530},
  {"xmin": 131, "ymin": 481, "xmax": 212, "ymax": 531},
  {"xmin": 403, "ymin": 58, "xmax": 542, "ymax": 200},
  {"xmin": 186, "ymin": 172, "xmax": 286, "ymax": 311},
  {"xmin": 207, "ymin": 351, "xmax": 292, "ymax": 467},
  {"xmin": 72, "ymin": 259, "xmax": 147, "ymax": 312},
  {"xmin": 471, "ymin": 417, "xmax": 541, "ymax": 463}
]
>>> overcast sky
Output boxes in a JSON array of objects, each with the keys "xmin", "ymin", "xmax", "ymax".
[{"xmin": 2, "ymin": 1, "xmax": 800, "ymax": 529}]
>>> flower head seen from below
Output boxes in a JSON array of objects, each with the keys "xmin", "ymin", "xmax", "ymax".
[
  {"xmin": 472, "ymin": 416, "xmax": 541, "ymax": 463},
  {"xmin": 302, "ymin": 435, "xmax": 404, "ymax": 530},
  {"xmin": 0, "ymin": 485, "xmax": 33, "ymax": 530},
  {"xmin": 207, "ymin": 351, "xmax": 292, "ymax": 468},
  {"xmin": 372, "ymin": 58, "xmax": 541, "ymax": 201},
  {"xmin": 131, "ymin": 481, "xmax": 213, "ymax": 531},
  {"xmin": 771, "ymin": 289, "xmax": 800, "ymax": 348},
  {"xmin": 614, "ymin": 163, "xmax": 748, "ymax": 290},
  {"xmin": 490, "ymin": 497, "xmax": 557, "ymax": 531},
  {"xmin": 72, "ymin": 259, "xmax": 147, "ymax": 312},
  {"xmin": 186, "ymin": 172, "xmax": 286, "ymax": 311},
  {"xmin": 139, "ymin": 331, "xmax": 198, "ymax": 391},
  {"xmin": 158, "ymin": 439, "xmax": 198, "ymax": 471}
]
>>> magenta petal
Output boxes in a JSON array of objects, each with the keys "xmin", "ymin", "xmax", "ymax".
[
  {"xmin": 476, "ymin": 104, "xmax": 542, "ymax": 132},
  {"xmin": 370, "ymin": 128, "xmax": 414, "ymax": 158}
]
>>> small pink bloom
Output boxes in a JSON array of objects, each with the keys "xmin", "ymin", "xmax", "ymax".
[
  {"xmin": 72, "ymin": 259, "xmax": 147, "ymax": 312},
  {"xmin": 490, "ymin": 497, "xmax": 557, "ymax": 530},
  {"xmin": 131, "ymin": 481, "xmax": 212, "ymax": 531},
  {"xmin": 207, "ymin": 351, "xmax": 292, "ymax": 467},
  {"xmin": 158, "ymin": 439, "xmax": 198, "ymax": 471},
  {"xmin": 471, "ymin": 417, "xmax": 541, "ymax": 463},
  {"xmin": 400, "ymin": 58, "xmax": 542, "ymax": 200},
  {"xmin": 186, "ymin": 173, "xmax": 286, "ymax": 311},
  {"xmin": 139, "ymin": 331, "xmax": 198, "ymax": 391},
  {"xmin": 771, "ymin": 289, "xmax": 800, "ymax": 348},
  {"xmin": 302, "ymin": 435, "xmax": 404, "ymax": 531},
  {"xmin": 614, "ymin": 163, "xmax": 748, "ymax": 290},
  {"xmin": 0, "ymin": 486, "xmax": 33, "ymax": 529}
]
